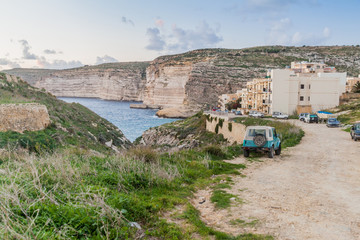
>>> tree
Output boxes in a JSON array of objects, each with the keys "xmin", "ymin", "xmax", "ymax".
[{"xmin": 352, "ymin": 82, "xmax": 360, "ymax": 93}]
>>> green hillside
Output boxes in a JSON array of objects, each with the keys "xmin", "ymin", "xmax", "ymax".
[{"xmin": 0, "ymin": 72, "xmax": 131, "ymax": 153}]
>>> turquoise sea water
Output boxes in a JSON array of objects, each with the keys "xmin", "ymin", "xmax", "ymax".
[{"xmin": 59, "ymin": 97, "xmax": 179, "ymax": 142}]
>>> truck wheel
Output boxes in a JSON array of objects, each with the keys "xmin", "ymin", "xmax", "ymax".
[
  {"xmin": 268, "ymin": 147, "xmax": 274, "ymax": 158},
  {"xmin": 275, "ymin": 144, "xmax": 281, "ymax": 155},
  {"xmin": 244, "ymin": 149, "xmax": 250, "ymax": 157}
]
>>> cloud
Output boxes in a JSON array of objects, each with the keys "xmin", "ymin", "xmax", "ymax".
[
  {"xmin": 95, "ymin": 55, "xmax": 118, "ymax": 65},
  {"xmin": 168, "ymin": 22, "xmax": 223, "ymax": 52},
  {"xmin": 155, "ymin": 19, "xmax": 164, "ymax": 28},
  {"xmin": 121, "ymin": 16, "xmax": 134, "ymax": 26},
  {"xmin": 19, "ymin": 39, "xmax": 37, "ymax": 59},
  {"xmin": 267, "ymin": 19, "xmax": 331, "ymax": 46},
  {"xmin": 291, "ymin": 27, "xmax": 331, "ymax": 45},
  {"xmin": 145, "ymin": 21, "xmax": 223, "ymax": 53},
  {"xmin": 145, "ymin": 27, "xmax": 166, "ymax": 51},
  {"xmin": 37, "ymin": 57, "xmax": 83, "ymax": 69},
  {"xmin": 43, "ymin": 49, "xmax": 60, "ymax": 54},
  {"xmin": 0, "ymin": 58, "xmax": 21, "ymax": 68}
]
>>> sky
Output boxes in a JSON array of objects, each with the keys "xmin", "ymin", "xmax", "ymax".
[{"xmin": 1, "ymin": 0, "xmax": 359, "ymax": 70}]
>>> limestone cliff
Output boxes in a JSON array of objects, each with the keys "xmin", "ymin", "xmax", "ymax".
[
  {"xmin": 5, "ymin": 62, "xmax": 149, "ymax": 101},
  {"xmin": 3, "ymin": 46, "xmax": 360, "ymax": 118},
  {"xmin": 0, "ymin": 103, "xmax": 50, "ymax": 133}
]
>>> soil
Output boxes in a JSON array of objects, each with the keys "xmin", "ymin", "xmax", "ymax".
[{"xmin": 192, "ymin": 121, "xmax": 360, "ymax": 240}]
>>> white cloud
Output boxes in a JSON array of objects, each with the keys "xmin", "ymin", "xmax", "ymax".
[
  {"xmin": 95, "ymin": 55, "xmax": 118, "ymax": 65},
  {"xmin": 36, "ymin": 57, "xmax": 83, "ymax": 69},
  {"xmin": 43, "ymin": 49, "xmax": 61, "ymax": 54},
  {"xmin": 0, "ymin": 58, "xmax": 21, "ymax": 68},
  {"xmin": 145, "ymin": 21, "xmax": 223, "ymax": 53},
  {"xmin": 145, "ymin": 27, "xmax": 166, "ymax": 51},
  {"xmin": 19, "ymin": 39, "xmax": 37, "ymax": 59},
  {"xmin": 121, "ymin": 16, "xmax": 134, "ymax": 26}
]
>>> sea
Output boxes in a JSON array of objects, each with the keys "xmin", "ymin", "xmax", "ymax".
[{"xmin": 58, "ymin": 97, "xmax": 180, "ymax": 142}]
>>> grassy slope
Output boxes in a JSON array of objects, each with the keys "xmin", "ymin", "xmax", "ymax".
[
  {"xmin": 0, "ymin": 73, "xmax": 131, "ymax": 153},
  {"xmin": 331, "ymin": 98, "xmax": 360, "ymax": 125},
  {"xmin": 0, "ymin": 110, "xmax": 305, "ymax": 239}
]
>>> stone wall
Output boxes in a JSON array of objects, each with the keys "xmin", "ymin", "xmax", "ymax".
[
  {"xmin": 205, "ymin": 114, "xmax": 246, "ymax": 144},
  {"xmin": 0, "ymin": 103, "xmax": 50, "ymax": 132}
]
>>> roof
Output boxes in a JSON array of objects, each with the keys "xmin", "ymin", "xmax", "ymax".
[{"xmin": 246, "ymin": 126, "xmax": 274, "ymax": 130}]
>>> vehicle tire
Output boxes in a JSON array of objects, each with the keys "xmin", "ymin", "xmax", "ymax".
[
  {"xmin": 268, "ymin": 147, "xmax": 274, "ymax": 158},
  {"xmin": 244, "ymin": 149, "xmax": 250, "ymax": 157},
  {"xmin": 253, "ymin": 134, "xmax": 266, "ymax": 147},
  {"xmin": 275, "ymin": 144, "xmax": 281, "ymax": 155}
]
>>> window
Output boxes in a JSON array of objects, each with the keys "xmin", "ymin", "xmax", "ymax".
[
  {"xmin": 300, "ymin": 96, "xmax": 304, "ymax": 101},
  {"xmin": 263, "ymin": 99, "xmax": 265, "ymax": 103},
  {"xmin": 309, "ymin": 84, "xmax": 311, "ymax": 89},
  {"xmin": 308, "ymin": 96, "xmax": 310, "ymax": 101},
  {"xmin": 300, "ymin": 84, "xmax": 305, "ymax": 89}
]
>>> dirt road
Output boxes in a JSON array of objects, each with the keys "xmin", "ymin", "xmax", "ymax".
[{"xmin": 192, "ymin": 121, "xmax": 360, "ymax": 239}]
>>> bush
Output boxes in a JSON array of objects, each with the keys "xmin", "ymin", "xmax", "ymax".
[
  {"xmin": 127, "ymin": 146, "xmax": 159, "ymax": 163},
  {"xmin": 203, "ymin": 145, "xmax": 226, "ymax": 158},
  {"xmin": 228, "ymin": 122, "xmax": 232, "ymax": 132},
  {"xmin": 215, "ymin": 124, "xmax": 219, "ymax": 134}
]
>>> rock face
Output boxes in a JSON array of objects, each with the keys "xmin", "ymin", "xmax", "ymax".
[
  {"xmin": 4, "ymin": 46, "xmax": 360, "ymax": 118},
  {"xmin": 0, "ymin": 103, "xmax": 50, "ymax": 132},
  {"xmin": 7, "ymin": 62, "xmax": 149, "ymax": 101}
]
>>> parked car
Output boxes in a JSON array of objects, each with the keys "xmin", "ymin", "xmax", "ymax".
[
  {"xmin": 299, "ymin": 113, "xmax": 309, "ymax": 121},
  {"xmin": 235, "ymin": 111, "xmax": 242, "ymax": 115},
  {"xmin": 272, "ymin": 111, "xmax": 289, "ymax": 119},
  {"xmin": 326, "ymin": 118, "xmax": 341, "ymax": 128},
  {"xmin": 304, "ymin": 114, "xmax": 319, "ymax": 123},
  {"xmin": 242, "ymin": 126, "xmax": 281, "ymax": 158},
  {"xmin": 350, "ymin": 123, "xmax": 360, "ymax": 141},
  {"xmin": 249, "ymin": 110, "xmax": 264, "ymax": 118}
]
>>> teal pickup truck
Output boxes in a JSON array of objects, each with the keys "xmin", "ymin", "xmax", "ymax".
[{"xmin": 242, "ymin": 126, "xmax": 281, "ymax": 158}]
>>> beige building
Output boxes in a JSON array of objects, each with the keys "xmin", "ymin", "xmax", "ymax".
[
  {"xmin": 271, "ymin": 69, "xmax": 346, "ymax": 114},
  {"xmin": 218, "ymin": 61, "xmax": 346, "ymax": 115},
  {"xmin": 346, "ymin": 75, "xmax": 360, "ymax": 92}
]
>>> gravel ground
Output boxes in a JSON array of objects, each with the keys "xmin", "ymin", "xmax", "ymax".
[{"xmin": 192, "ymin": 121, "xmax": 360, "ymax": 240}]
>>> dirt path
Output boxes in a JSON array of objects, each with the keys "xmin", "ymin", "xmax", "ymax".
[{"xmin": 192, "ymin": 121, "xmax": 360, "ymax": 240}]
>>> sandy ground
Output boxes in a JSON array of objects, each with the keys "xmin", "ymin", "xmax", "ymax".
[{"xmin": 192, "ymin": 121, "xmax": 360, "ymax": 240}]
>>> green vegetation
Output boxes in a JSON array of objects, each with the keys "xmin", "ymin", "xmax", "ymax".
[
  {"xmin": 229, "ymin": 219, "xmax": 259, "ymax": 227},
  {"xmin": 0, "ymin": 73, "xmax": 130, "ymax": 153},
  {"xmin": 234, "ymin": 118, "xmax": 305, "ymax": 149},
  {"xmin": 331, "ymin": 98, "xmax": 360, "ymax": 124},
  {"xmin": 0, "ymin": 145, "xmax": 251, "ymax": 239},
  {"xmin": 181, "ymin": 205, "xmax": 273, "ymax": 240}
]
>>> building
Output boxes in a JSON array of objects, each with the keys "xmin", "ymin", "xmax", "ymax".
[
  {"xmin": 218, "ymin": 61, "xmax": 347, "ymax": 115},
  {"xmin": 218, "ymin": 93, "xmax": 239, "ymax": 111},
  {"xmin": 346, "ymin": 75, "xmax": 360, "ymax": 92},
  {"xmin": 271, "ymin": 68, "xmax": 346, "ymax": 114}
]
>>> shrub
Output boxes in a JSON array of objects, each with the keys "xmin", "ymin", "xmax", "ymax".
[
  {"xmin": 127, "ymin": 146, "xmax": 159, "ymax": 163},
  {"xmin": 228, "ymin": 122, "xmax": 232, "ymax": 132},
  {"xmin": 215, "ymin": 124, "xmax": 219, "ymax": 134},
  {"xmin": 218, "ymin": 118, "xmax": 224, "ymax": 128},
  {"xmin": 203, "ymin": 145, "xmax": 226, "ymax": 158}
]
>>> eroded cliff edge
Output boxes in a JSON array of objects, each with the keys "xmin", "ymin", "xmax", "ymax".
[{"xmin": 5, "ymin": 62, "xmax": 149, "ymax": 101}]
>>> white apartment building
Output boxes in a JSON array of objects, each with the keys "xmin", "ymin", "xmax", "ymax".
[{"xmin": 271, "ymin": 68, "xmax": 346, "ymax": 115}]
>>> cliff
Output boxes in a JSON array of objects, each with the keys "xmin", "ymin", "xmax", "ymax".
[
  {"xmin": 4, "ymin": 62, "xmax": 149, "ymax": 101},
  {"xmin": 0, "ymin": 72, "xmax": 131, "ymax": 153},
  {"xmin": 3, "ymin": 46, "xmax": 360, "ymax": 117},
  {"xmin": 0, "ymin": 103, "xmax": 50, "ymax": 133},
  {"xmin": 143, "ymin": 46, "xmax": 360, "ymax": 114}
]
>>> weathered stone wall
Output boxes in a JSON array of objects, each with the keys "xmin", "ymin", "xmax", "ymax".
[
  {"xmin": 205, "ymin": 115, "xmax": 246, "ymax": 144},
  {"xmin": 0, "ymin": 104, "xmax": 50, "ymax": 132}
]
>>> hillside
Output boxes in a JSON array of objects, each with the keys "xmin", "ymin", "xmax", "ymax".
[
  {"xmin": 3, "ymin": 46, "xmax": 360, "ymax": 116},
  {"xmin": 0, "ymin": 72, "xmax": 131, "ymax": 153}
]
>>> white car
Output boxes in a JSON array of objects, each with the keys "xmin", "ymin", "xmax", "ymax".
[
  {"xmin": 249, "ymin": 110, "xmax": 264, "ymax": 118},
  {"xmin": 272, "ymin": 111, "xmax": 289, "ymax": 119}
]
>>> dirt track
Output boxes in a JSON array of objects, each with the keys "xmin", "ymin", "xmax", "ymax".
[{"xmin": 192, "ymin": 121, "xmax": 360, "ymax": 239}]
